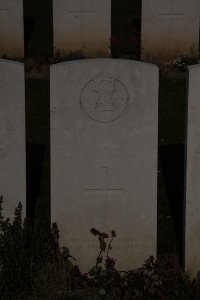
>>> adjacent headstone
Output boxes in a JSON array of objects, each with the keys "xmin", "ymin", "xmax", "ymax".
[
  {"xmin": 51, "ymin": 59, "xmax": 158, "ymax": 272},
  {"xmin": 185, "ymin": 64, "xmax": 200, "ymax": 276},
  {"xmin": 53, "ymin": 0, "xmax": 111, "ymax": 58},
  {"xmin": 0, "ymin": 0, "xmax": 24, "ymax": 58},
  {"xmin": 0, "ymin": 60, "xmax": 26, "ymax": 219},
  {"xmin": 141, "ymin": 0, "xmax": 200, "ymax": 62}
]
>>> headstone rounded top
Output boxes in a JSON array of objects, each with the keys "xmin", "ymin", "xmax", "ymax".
[
  {"xmin": 80, "ymin": 72, "xmax": 129, "ymax": 123},
  {"xmin": 0, "ymin": 59, "xmax": 24, "ymax": 66}
]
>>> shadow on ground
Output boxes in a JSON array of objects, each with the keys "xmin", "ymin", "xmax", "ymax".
[{"xmin": 159, "ymin": 143, "xmax": 185, "ymax": 266}]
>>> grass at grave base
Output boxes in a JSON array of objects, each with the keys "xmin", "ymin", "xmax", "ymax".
[{"xmin": 1, "ymin": 199, "xmax": 198, "ymax": 300}]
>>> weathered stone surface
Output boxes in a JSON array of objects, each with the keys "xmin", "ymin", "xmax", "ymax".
[
  {"xmin": 0, "ymin": 0, "xmax": 24, "ymax": 58},
  {"xmin": 141, "ymin": 0, "xmax": 199, "ymax": 62},
  {"xmin": 53, "ymin": 0, "xmax": 111, "ymax": 58},
  {"xmin": 0, "ymin": 59, "xmax": 26, "ymax": 218},
  {"xmin": 185, "ymin": 64, "xmax": 200, "ymax": 276},
  {"xmin": 51, "ymin": 59, "xmax": 158, "ymax": 272}
]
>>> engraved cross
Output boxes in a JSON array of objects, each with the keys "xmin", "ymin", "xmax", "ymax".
[
  {"xmin": 68, "ymin": 1, "xmax": 95, "ymax": 45},
  {"xmin": 0, "ymin": 1, "xmax": 7, "ymax": 13},
  {"xmin": 159, "ymin": 0, "xmax": 184, "ymax": 34},
  {"xmin": 69, "ymin": 2, "xmax": 95, "ymax": 15},
  {"xmin": 85, "ymin": 167, "xmax": 124, "ymax": 227},
  {"xmin": 0, "ymin": 8, "xmax": 7, "ymax": 13}
]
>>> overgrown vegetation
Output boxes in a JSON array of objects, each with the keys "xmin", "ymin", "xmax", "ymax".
[
  {"xmin": 0, "ymin": 196, "xmax": 73, "ymax": 299},
  {"xmin": 1, "ymin": 198, "xmax": 200, "ymax": 300},
  {"xmin": 171, "ymin": 48, "xmax": 200, "ymax": 72}
]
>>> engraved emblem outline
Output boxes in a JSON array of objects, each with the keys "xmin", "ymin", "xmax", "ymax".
[{"xmin": 80, "ymin": 72, "xmax": 129, "ymax": 123}]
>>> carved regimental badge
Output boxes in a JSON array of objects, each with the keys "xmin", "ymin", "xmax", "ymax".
[{"xmin": 80, "ymin": 73, "xmax": 129, "ymax": 123}]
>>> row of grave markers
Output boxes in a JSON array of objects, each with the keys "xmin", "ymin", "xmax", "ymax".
[
  {"xmin": 0, "ymin": 58, "xmax": 200, "ymax": 275},
  {"xmin": 0, "ymin": 0, "xmax": 199, "ymax": 61}
]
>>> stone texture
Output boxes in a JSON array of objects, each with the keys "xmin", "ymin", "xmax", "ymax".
[
  {"xmin": 185, "ymin": 64, "xmax": 200, "ymax": 276},
  {"xmin": 0, "ymin": 59, "xmax": 26, "ymax": 219},
  {"xmin": 53, "ymin": 0, "xmax": 111, "ymax": 58},
  {"xmin": 0, "ymin": 0, "xmax": 24, "ymax": 58},
  {"xmin": 141, "ymin": 0, "xmax": 199, "ymax": 62},
  {"xmin": 51, "ymin": 59, "xmax": 158, "ymax": 272}
]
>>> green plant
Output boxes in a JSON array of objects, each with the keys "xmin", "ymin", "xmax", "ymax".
[
  {"xmin": 172, "ymin": 49, "xmax": 200, "ymax": 72},
  {"xmin": 81, "ymin": 229, "xmax": 200, "ymax": 300},
  {"xmin": 155, "ymin": 255, "xmax": 200, "ymax": 300},
  {"xmin": 3, "ymin": 199, "xmax": 200, "ymax": 299},
  {"xmin": 86, "ymin": 228, "xmax": 161, "ymax": 300},
  {"xmin": 0, "ymin": 196, "xmax": 74, "ymax": 300},
  {"xmin": 0, "ymin": 197, "xmax": 31, "ymax": 298}
]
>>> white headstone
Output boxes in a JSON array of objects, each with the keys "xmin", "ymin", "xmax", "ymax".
[
  {"xmin": 0, "ymin": 60, "xmax": 26, "ymax": 219},
  {"xmin": 53, "ymin": 0, "xmax": 111, "ymax": 58},
  {"xmin": 51, "ymin": 59, "xmax": 158, "ymax": 272},
  {"xmin": 185, "ymin": 64, "xmax": 200, "ymax": 276},
  {"xmin": 0, "ymin": 0, "xmax": 24, "ymax": 58},
  {"xmin": 141, "ymin": 0, "xmax": 200, "ymax": 62}
]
